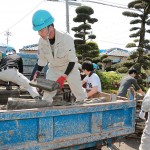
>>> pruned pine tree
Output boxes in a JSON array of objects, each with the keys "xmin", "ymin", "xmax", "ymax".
[
  {"xmin": 122, "ymin": 0, "xmax": 150, "ymax": 72},
  {"xmin": 111, "ymin": 0, "xmax": 150, "ymax": 90},
  {"xmin": 71, "ymin": 6, "xmax": 99, "ymax": 62}
]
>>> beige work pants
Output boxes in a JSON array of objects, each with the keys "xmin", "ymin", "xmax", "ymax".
[
  {"xmin": 42, "ymin": 64, "xmax": 87, "ymax": 102},
  {"xmin": 0, "ymin": 68, "xmax": 39, "ymax": 98},
  {"xmin": 139, "ymin": 113, "xmax": 150, "ymax": 150}
]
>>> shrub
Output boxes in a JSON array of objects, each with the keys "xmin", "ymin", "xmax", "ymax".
[
  {"xmin": 117, "ymin": 67, "xmax": 128, "ymax": 73},
  {"xmin": 96, "ymin": 71, "xmax": 123, "ymax": 93},
  {"xmin": 105, "ymin": 66, "xmax": 112, "ymax": 72},
  {"xmin": 97, "ymin": 62, "xmax": 102, "ymax": 69},
  {"xmin": 102, "ymin": 58, "xmax": 112, "ymax": 63},
  {"xmin": 123, "ymin": 61, "xmax": 134, "ymax": 68}
]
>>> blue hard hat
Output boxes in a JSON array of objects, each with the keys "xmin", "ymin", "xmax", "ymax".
[
  {"xmin": 93, "ymin": 63, "xmax": 98, "ymax": 69},
  {"xmin": 32, "ymin": 9, "xmax": 54, "ymax": 31},
  {"xmin": 6, "ymin": 46, "xmax": 16, "ymax": 55}
]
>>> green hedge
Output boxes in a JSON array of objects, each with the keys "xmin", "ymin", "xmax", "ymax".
[{"xmin": 96, "ymin": 71, "xmax": 123, "ymax": 94}]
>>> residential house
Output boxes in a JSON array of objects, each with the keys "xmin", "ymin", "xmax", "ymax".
[
  {"xmin": 0, "ymin": 43, "xmax": 7, "ymax": 53},
  {"xmin": 100, "ymin": 48, "xmax": 131, "ymax": 63},
  {"xmin": 19, "ymin": 44, "xmax": 38, "ymax": 54}
]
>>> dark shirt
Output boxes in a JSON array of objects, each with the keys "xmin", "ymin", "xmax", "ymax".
[
  {"xmin": 117, "ymin": 75, "xmax": 140, "ymax": 97},
  {"xmin": 0, "ymin": 54, "xmax": 23, "ymax": 73},
  {"xmin": 64, "ymin": 62, "xmax": 75, "ymax": 76},
  {"xmin": 37, "ymin": 62, "xmax": 75, "ymax": 76}
]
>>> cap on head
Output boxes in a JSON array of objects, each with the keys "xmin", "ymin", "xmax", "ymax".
[
  {"xmin": 6, "ymin": 46, "xmax": 16, "ymax": 55},
  {"xmin": 32, "ymin": 9, "xmax": 54, "ymax": 31}
]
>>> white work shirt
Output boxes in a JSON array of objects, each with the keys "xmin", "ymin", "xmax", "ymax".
[
  {"xmin": 83, "ymin": 73, "xmax": 102, "ymax": 92},
  {"xmin": 38, "ymin": 30, "xmax": 78, "ymax": 70},
  {"xmin": 141, "ymin": 88, "xmax": 150, "ymax": 112},
  {"xmin": 139, "ymin": 88, "xmax": 150, "ymax": 149},
  {"xmin": 37, "ymin": 29, "xmax": 87, "ymax": 101}
]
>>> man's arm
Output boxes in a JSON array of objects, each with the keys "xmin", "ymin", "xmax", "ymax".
[
  {"xmin": 82, "ymin": 80, "xmax": 86, "ymax": 86},
  {"xmin": 18, "ymin": 57, "xmax": 23, "ymax": 73},
  {"xmin": 56, "ymin": 34, "xmax": 77, "ymax": 89},
  {"xmin": 132, "ymin": 78, "xmax": 145, "ymax": 96},
  {"xmin": 32, "ymin": 65, "xmax": 44, "ymax": 80},
  {"xmin": 138, "ymin": 88, "xmax": 145, "ymax": 96},
  {"xmin": 56, "ymin": 62, "xmax": 75, "ymax": 89},
  {"xmin": 64, "ymin": 62, "xmax": 75, "ymax": 76},
  {"xmin": 87, "ymin": 86, "xmax": 98, "ymax": 98},
  {"xmin": 139, "ymin": 88, "xmax": 150, "ymax": 119}
]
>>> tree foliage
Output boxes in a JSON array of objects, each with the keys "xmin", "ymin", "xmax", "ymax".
[
  {"xmin": 71, "ymin": 6, "xmax": 99, "ymax": 62},
  {"xmin": 122, "ymin": 0, "xmax": 150, "ymax": 68},
  {"xmin": 120, "ymin": 0, "xmax": 150, "ymax": 89}
]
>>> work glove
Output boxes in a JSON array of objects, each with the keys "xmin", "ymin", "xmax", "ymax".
[
  {"xmin": 33, "ymin": 71, "xmax": 41, "ymax": 81},
  {"xmin": 56, "ymin": 76, "xmax": 66, "ymax": 89},
  {"xmin": 139, "ymin": 110, "xmax": 145, "ymax": 119}
]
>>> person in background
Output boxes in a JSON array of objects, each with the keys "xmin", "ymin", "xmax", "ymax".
[
  {"xmin": 82, "ymin": 61, "xmax": 102, "ymax": 98},
  {"xmin": 93, "ymin": 63, "xmax": 99, "ymax": 72},
  {"xmin": 139, "ymin": 88, "xmax": 150, "ymax": 150},
  {"xmin": 0, "ymin": 46, "xmax": 40, "ymax": 100},
  {"xmin": 117, "ymin": 68, "xmax": 145, "ymax": 98},
  {"xmin": 32, "ymin": 9, "xmax": 87, "ymax": 103}
]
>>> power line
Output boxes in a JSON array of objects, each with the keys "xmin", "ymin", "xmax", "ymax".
[
  {"xmin": 98, "ymin": 39, "xmax": 127, "ymax": 46},
  {"xmin": 0, "ymin": 0, "xmax": 44, "ymax": 35},
  {"xmin": 86, "ymin": 0, "xmax": 135, "ymax": 10},
  {"xmin": 96, "ymin": 0, "xmax": 127, "ymax": 7}
]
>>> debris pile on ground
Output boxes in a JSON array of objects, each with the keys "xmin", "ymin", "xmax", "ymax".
[{"xmin": 135, "ymin": 100, "xmax": 146, "ymax": 136}]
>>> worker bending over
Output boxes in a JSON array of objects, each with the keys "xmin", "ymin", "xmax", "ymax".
[
  {"xmin": 0, "ymin": 46, "xmax": 40, "ymax": 99},
  {"xmin": 32, "ymin": 9, "xmax": 87, "ymax": 103},
  {"xmin": 117, "ymin": 68, "xmax": 145, "ymax": 97}
]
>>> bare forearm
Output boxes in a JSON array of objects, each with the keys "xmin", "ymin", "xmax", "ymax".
[
  {"xmin": 138, "ymin": 89, "xmax": 145, "ymax": 96},
  {"xmin": 87, "ymin": 87, "xmax": 98, "ymax": 98}
]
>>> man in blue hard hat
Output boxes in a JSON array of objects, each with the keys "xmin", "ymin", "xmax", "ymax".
[
  {"xmin": 0, "ymin": 46, "xmax": 40, "ymax": 100},
  {"xmin": 32, "ymin": 9, "xmax": 87, "ymax": 103}
]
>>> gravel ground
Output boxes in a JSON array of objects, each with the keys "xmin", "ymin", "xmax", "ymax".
[{"xmin": 102, "ymin": 136, "xmax": 141, "ymax": 150}]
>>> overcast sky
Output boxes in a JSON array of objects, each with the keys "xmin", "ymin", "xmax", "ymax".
[{"xmin": 0, "ymin": 0, "xmax": 149, "ymax": 52}]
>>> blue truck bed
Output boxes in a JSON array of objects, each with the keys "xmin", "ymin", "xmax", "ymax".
[{"xmin": 0, "ymin": 100, "xmax": 136, "ymax": 150}]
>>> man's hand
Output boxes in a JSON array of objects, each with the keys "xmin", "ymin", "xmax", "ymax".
[
  {"xmin": 56, "ymin": 75, "xmax": 67, "ymax": 89},
  {"xmin": 33, "ymin": 71, "xmax": 41, "ymax": 81},
  {"xmin": 139, "ymin": 110, "xmax": 145, "ymax": 119}
]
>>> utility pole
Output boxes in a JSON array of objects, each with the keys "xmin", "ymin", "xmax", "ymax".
[
  {"xmin": 66, "ymin": 0, "xmax": 70, "ymax": 33},
  {"xmin": 65, "ymin": 0, "xmax": 82, "ymax": 33},
  {"xmin": 4, "ymin": 30, "xmax": 11, "ymax": 45},
  {"xmin": 46, "ymin": 0, "xmax": 82, "ymax": 33}
]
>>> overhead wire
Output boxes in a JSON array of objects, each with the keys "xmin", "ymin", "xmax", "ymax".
[
  {"xmin": 0, "ymin": 0, "xmax": 136, "ymax": 47},
  {"xmin": 95, "ymin": 0, "xmax": 128, "ymax": 7},
  {"xmin": 98, "ymin": 39, "xmax": 127, "ymax": 46},
  {"xmin": 0, "ymin": 0, "xmax": 45, "ymax": 35},
  {"xmin": 81, "ymin": 0, "xmax": 133, "ymax": 46},
  {"xmin": 86, "ymin": 0, "xmax": 135, "ymax": 10}
]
